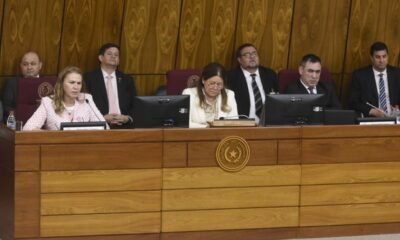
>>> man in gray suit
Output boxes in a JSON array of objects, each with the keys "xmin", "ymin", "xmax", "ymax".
[{"xmin": 2, "ymin": 51, "xmax": 42, "ymax": 121}]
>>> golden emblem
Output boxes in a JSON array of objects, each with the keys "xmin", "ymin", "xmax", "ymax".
[
  {"xmin": 216, "ymin": 136, "xmax": 250, "ymax": 172},
  {"xmin": 37, "ymin": 82, "xmax": 54, "ymax": 98}
]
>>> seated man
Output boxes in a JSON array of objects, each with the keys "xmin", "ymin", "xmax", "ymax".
[
  {"xmin": 284, "ymin": 54, "xmax": 341, "ymax": 109},
  {"xmin": 348, "ymin": 42, "xmax": 400, "ymax": 117},
  {"xmin": 2, "ymin": 51, "xmax": 42, "ymax": 121}
]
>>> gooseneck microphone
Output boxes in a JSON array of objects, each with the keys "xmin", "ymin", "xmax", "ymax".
[{"xmin": 85, "ymin": 98, "xmax": 102, "ymax": 121}]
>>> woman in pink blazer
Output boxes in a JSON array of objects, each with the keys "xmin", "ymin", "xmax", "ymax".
[{"xmin": 23, "ymin": 66, "xmax": 106, "ymax": 130}]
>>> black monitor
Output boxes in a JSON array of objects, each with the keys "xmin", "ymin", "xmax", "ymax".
[
  {"xmin": 261, "ymin": 94, "xmax": 325, "ymax": 125},
  {"xmin": 133, "ymin": 95, "xmax": 190, "ymax": 128}
]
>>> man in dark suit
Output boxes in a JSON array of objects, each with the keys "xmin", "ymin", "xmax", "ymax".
[
  {"xmin": 227, "ymin": 43, "xmax": 278, "ymax": 123},
  {"xmin": 284, "ymin": 54, "xmax": 341, "ymax": 109},
  {"xmin": 2, "ymin": 51, "xmax": 42, "ymax": 121},
  {"xmin": 85, "ymin": 43, "xmax": 137, "ymax": 128},
  {"xmin": 348, "ymin": 42, "xmax": 400, "ymax": 117}
]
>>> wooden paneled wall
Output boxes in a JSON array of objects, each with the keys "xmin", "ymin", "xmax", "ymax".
[{"xmin": 0, "ymin": 0, "xmax": 400, "ymax": 101}]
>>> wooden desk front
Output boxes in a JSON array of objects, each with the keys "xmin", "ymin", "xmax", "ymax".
[{"xmin": 1, "ymin": 125, "xmax": 400, "ymax": 240}]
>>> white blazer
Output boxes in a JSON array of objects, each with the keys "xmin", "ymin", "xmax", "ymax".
[
  {"xmin": 23, "ymin": 93, "xmax": 106, "ymax": 130},
  {"xmin": 182, "ymin": 87, "xmax": 238, "ymax": 128}
]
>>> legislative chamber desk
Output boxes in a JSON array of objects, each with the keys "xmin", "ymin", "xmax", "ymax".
[{"xmin": 1, "ymin": 125, "xmax": 400, "ymax": 240}]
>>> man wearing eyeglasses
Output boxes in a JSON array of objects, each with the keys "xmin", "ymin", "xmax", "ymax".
[{"xmin": 227, "ymin": 43, "xmax": 278, "ymax": 123}]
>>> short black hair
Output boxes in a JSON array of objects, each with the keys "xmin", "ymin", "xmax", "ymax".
[
  {"xmin": 99, "ymin": 43, "xmax": 120, "ymax": 55},
  {"xmin": 236, "ymin": 43, "xmax": 257, "ymax": 58},
  {"xmin": 370, "ymin": 42, "xmax": 388, "ymax": 56},
  {"xmin": 300, "ymin": 54, "xmax": 321, "ymax": 66}
]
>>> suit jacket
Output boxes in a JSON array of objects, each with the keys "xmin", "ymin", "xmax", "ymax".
[
  {"xmin": 23, "ymin": 94, "xmax": 106, "ymax": 130},
  {"xmin": 2, "ymin": 77, "xmax": 18, "ymax": 121},
  {"xmin": 227, "ymin": 66, "xmax": 278, "ymax": 116},
  {"xmin": 284, "ymin": 80, "xmax": 342, "ymax": 109},
  {"xmin": 0, "ymin": 100, "xmax": 3, "ymax": 122},
  {"xmin": 182, "ymin": 87, "xmax": 238, "ymax": 128},
  {"xmin": 84, "ymin": 69, "xmax": 137, "ymax": 127},
  {"xmin": 348, "ymin": 65, "xmax": 400, "ymax": 116}
]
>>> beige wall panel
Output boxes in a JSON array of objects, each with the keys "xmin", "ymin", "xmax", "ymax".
[
  {"xmin": 15, "ymin": 145, "xmax": 39, "ymax": 171},
  {"xmin": 302, "ymin": 137, "xmax": 400, "ymax": 164},
  {"xmin": 42, "ymin": 190, "xmax": 161, "ymax": 215},
  {"xmin": 163, "ymin": 186, "xmax": 299, "ymax": 210},
  {"xmin": 289, "ymin": 0, "xmax": 350, "ymax": 72},
  {"xmin": 176, "ymin": 0, "xmax": 238, "ymax": 68},
  {"xmin": 302, "ymin": 162, "xmax": 400, "ymax": 185},
  {"xmin": 300, "ymin": 203, "xmax": 400, "ymax": 226},
  {"xmin": 0, "ymin": 0, "xmax": 63, "ymax": 75},
  {"xmin": 162, "ymin": 207, "xmax": 298, "ymax": 232},
  {"xmin": 187, "ymin": 140, "xmax": 277, "ymax": 167},
  {"xmin": 163, "ymin": 165, "xmax": 300, "ymax": 189},
  {"xmin": 42, "ymin": 169, "xmax": 162, "ymax": 193},
  {"xmin": 234, "ymin": 0, "xmax": 293, "ymax": 70},
  {"xmin": 41, "ymin": 212, "xmax": 160, "ymax": 237},
  {"xmin": 134, "ymin": 74, "xmax": 166, "ymax": 96},
  {"xmin": 59, "ymin": 0, "xmax": 123, "ymax": 72},
  {"xmin": 302, "ymin": 182, "xmax": 400, "ymax": 206},
  {"xmin": 121, "ymin": 0, "xmax": 181, "ymax": 74},
  {"xmin": 41, "ymin": 143, "xmax": 162, "ymax": 170},
  {"xmin": 344, "ymin": 0, "xmax": 400, "ymax": 73}
]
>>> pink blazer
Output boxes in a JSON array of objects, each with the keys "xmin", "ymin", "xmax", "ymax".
[{"xmin": 23, "ymin": 93, "xmax": 106, "ymax": 130}]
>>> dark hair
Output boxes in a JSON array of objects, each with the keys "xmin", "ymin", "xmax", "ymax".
[
  {"xmin": 370, "ymin": 42, "xmax": 388, "ymax": 56},
  {"xmin": 196, "ymin": 62, "xmax": 230, "ymax": 112},
  {"xmin": 236, "ymin": 43, "xmax": 257, "ymax": 58},
  {"xmin": 300, "ymin": 54, "xmax": 322, "ymax": 66},
  {"xmin": 99, "ymin": 43, "xmax": 120, "ymax": 55}
]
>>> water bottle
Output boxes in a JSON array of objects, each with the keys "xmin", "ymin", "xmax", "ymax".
[{"xmin": 6, "ymin": 111, "xmax": 16, "ymax": 130}]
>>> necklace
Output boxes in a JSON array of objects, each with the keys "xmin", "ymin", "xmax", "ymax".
[{"xmin": 64, "ymin": 105, "xmax": 75, "ymax": 115}]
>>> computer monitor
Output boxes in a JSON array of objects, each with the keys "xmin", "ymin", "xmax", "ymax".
[
  {"xmin": 133, "ymin": 95, "xmax": 190, "ymax": 128},
  {"xmin": 261, "ymin": 94, "xmax": 325, "ymax": 125}
]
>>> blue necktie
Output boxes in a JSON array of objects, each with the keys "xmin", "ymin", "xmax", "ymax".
[
  {"xmin": 308, "ymin": 86, "xmax": 315, "ymax": 94},
  {"xmin": 378, "ymin": 73, "xmax": 388, "ymax": 113}
]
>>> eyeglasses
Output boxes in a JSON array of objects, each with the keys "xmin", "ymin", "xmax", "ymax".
[
  {"xmin": 241, "ymin": 51, "xmax": 258, "ymax": 58},
  {"xmin": 206, "ymin": 81, "xmax": 224, "ymax": 89}
]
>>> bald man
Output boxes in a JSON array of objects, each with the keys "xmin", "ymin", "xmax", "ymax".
[{"xmin": 2, "ymin": 51, "xmax": 43, "ymax": 121}]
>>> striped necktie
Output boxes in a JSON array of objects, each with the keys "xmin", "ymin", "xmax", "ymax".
[
  {"xmin": 308, "ymin": 86, "xmax": 315, "ymax": 94},
  {"xmin": 378, "ymin": 73, "xmax": 388, "ymax": 113},
  {"xmin": 251, "ymin": 73, "xmax": 263, "ymax": 118}
]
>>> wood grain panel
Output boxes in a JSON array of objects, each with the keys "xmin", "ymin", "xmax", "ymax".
[
  {"xmin": 163, "ymin": 165, "xmax": 300, "ymax": 189},
  {"xmin": 15, "ymin": 172, "xmax": 40, "ymax": 238},
  {"xmin": 302, "ymin": 137, "xmax": 400, "ymax": 164},
  {"xmin": 15, "ymin": 145, "xmax": 39, "ymax": 171},
  {"xmin": 344, "ymin": 0, "xmax": 400, "ymax": 73},
  {"xmin": 163, "ymin": 186, "xmax": 299, "ymax": 210},
  {"xmin": 0, "ymin": 0, "xmax": 63, "ymax": 75},
  {"xmin": 289, "ymin": 0, "xmax": 350, "ymax": 72},
  {"xmin": 187, "ymin": 140, "xmax": 277, "ymax": 167},
  {"xmin": 300, "ymin": 203, "xmax": 400, "ymax": 226},
  {"xmin": 302, "ymin": 162, "xmax": 400, "ymax": 185},
  {"xmin": 301, "ymin": 183, "xmax": 400, "ymax": 206},
  {"xmin": 234, "ymin": 0, "xmax": 293, "ymax": 70},
  {"xmin": 41, "ymin": 212, "xmax": 160, "ymax": 237},
  {"xmin": 162, "ymin": 207, "xmax": 298, "ymax": 232},
  {"xmin": 302, "ymin": 125, "xmax": 400, "ymax": 138},
  {"xmin": 134, "ymin": 75, "xmax": 166, "ymax": 96},
  {"xmin": 41, "ymin": 143, "xmax": 162, "ymax": 170},
  {"xmin": 176, "ymin": 0, "xmax": 238, "ymax": 68},
  {"xmin": 163, "ymin": 142, "xmax": 187, "ymax": 168},
  {"xmin": 121, "ymin": 0, "xmax": 181, "ymax": 74},
  {"xmin": 59, "ymin": 0, "xmax": 123, "ymax": 72},
  {"xmin": 42, "ymin": 169, "xmax": 162, "ymax": 193},
  {"xmin": 21, "ymin": 234, "xmax": 160, "ymax": 240},
  {"xmin": 278, "ymin": 140, "xmax": 301, "ymax": 164},
  {"xmin": 42, "ymin": 191, "xmax": 161, "ymax": 215}
]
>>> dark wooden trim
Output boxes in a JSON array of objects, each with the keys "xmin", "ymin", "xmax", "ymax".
[{"xmin": 19, "ymin": 233, "xmax": 159, "ymax": 240}]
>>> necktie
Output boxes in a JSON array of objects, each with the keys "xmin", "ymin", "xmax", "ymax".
[
  {"xmin": 106, "ymin": 75, "xmax": 119, "ymax": 114},
  {"xmin": 378, "ymin": 73, "xmax": 388, "ymax": 113},
  {"xmin": 308, "ymin": 86, "xmax": 315, "ymax": 94},
  {"xmin": 251, "ymin": 73, "xmax": 263, "ymax": 118}
]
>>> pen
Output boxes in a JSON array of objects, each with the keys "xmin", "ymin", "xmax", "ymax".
[{"xmin": 366, "ymin": 102, "xmax": 388, "ymax": 117}]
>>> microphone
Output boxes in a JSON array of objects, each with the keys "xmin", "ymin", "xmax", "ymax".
[
  {"xmin": 219, "ymin": 115, "xmax": 250, "ymax": 120},
  {"xmin": 85, "ymin": 97, "xmax": 102, "ymax": 121}
]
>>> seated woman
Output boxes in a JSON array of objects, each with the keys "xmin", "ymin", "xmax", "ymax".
[
  {"xmin": 182, "ymin": 62, "xmax": 238, "ymax": 128},
  {"xmin": 23, "ymin": 66, "xmax": 107, "ymax": 130}
]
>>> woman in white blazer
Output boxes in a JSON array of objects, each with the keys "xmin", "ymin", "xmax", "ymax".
[
  {"xmin": 182, "ymin": 62, "xmax": 238, "ymax": 128},
  {"xmin": 23, "ymin": 66, "xmax": 107, "ymax": 130}
]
